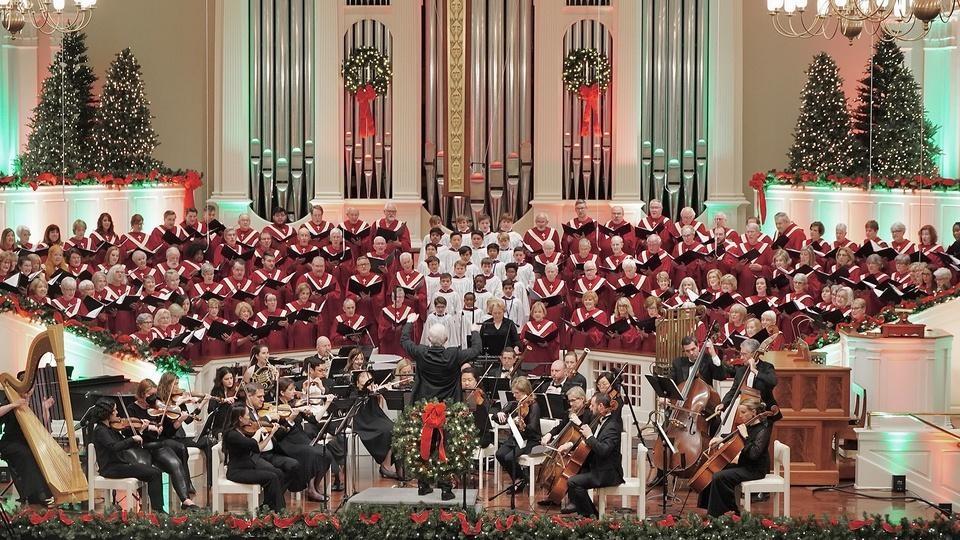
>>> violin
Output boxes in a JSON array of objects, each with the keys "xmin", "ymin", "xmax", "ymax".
[
  {"xmin": 464, "ymin": 387, "xmax": 486, "ymax": 412},
  {"xmin": 108, "ymin": 417, "xmax": 156, "ymax": 432},
  {"xmin": 513, "ymin": 394, "xmax": 532, "ymax": 432},
  {"xmin": 240, "ymin": 418, "xmax": 279, "ymax": 437}
]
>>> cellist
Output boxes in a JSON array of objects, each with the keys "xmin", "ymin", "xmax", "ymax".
[
  {"xmin": 559, "ymin": 392, "xmax": 624, "ymax": 518},
  {"xmin": 697, "ymin": 397, "xmax": 772, "ymax": 516},
  {"xmin": 714, "ymin": 338, "xmax": 780, "ymax": 435},
  {"xmin": 537, "ymin": 386, "xmax": 593, "ymax": 511}
]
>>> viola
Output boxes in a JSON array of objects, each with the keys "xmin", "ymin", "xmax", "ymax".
[{"xmin": 108, "ymin": 417, "xmax": 155, "ymax": 432}]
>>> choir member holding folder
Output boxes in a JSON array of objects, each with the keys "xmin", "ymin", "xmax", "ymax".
[
  {"xmin": 520, "ymin": 301, "xmax": 560, "ymax": 368},
  {"xmin": 565, "ymin": 291, "xmax": 608, "ymax": 350}
]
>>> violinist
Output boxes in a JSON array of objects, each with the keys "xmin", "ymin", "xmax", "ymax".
[
  {"xmin": 488, "ymin": 349, "xmax": 522, "ymax": 380},
  {"xmin": 127, "ymin": 378, "xmax": 198, "ymax": 506},
  {"xmin": 241, "ymin": 383, "xmax": 304, "ymax": 491},
  {"xmin": 697, "ymin": 398, "xmax": 772, "ymax": 517},
  {"xmin": 401, "ymin": 314, "xmax": 482, "ymax": 403},
  {"xmin": 460, "ymin": 368, "xmax": 492, "ymax": 448},
  {"xmin": 715, "ymin": 338, "xmax": 779, "ymax": 434},
  {"xmin": 207, "ymin": 367, "xmax": 241, "ymax": 438},
  {"xmin": 351, "ymin": 370, "xmax": 399, "ymax": 480},
  {"xmin": 494, "ymin": 376, "xmax": 541, "ymax": 493},
  {"xmin": 273, "ymin": 378, "xmax": 331, "ymax": 502},
  {"xmin": 0, "ymin": 388, "xmax": 53, "ymax": 507},
  {"xmin": 300, "ymin": 357, "xmax": 346, "ymax": 492},
  {"xmin": 562, "ymin": 392, "xmax": 624, "ymax": 518},
  {"xmin": 89, "ymin": 398, "xmax": 167, "ymax": 511},
  {"xmin": 222, "ymin": 405, "xmax": 289, "ymax": 512}
]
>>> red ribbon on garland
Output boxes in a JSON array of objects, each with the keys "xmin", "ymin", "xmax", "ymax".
[
  {"xmin": 578, "ymin": 84, "xmax": 602, "ymax": 137},
  {"xmin": 356, "ymin": 84, "xmax": 377, "ymax": 139},
  {"xmin": 419, "ymin": 402, "xmax": 448, "ymax": 462},
  {"xmin": 749, "ymin": 172, "xmax": 767, "ymax": 224}
]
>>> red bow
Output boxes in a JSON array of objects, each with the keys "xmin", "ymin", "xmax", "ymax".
[
  {"xmin": 419, "ymin": 402, "xmax": 448, "ymax": 462},
  {"xmin": 356, "ymin": 84, "xmax": 377, "ymax": 139},
  {"xmin": 749, "ymin": 172, "xmax": 767, "ymax": 224},
  {"xmin": 578, "ymin": 84, "xmax": 602, "ymax": 137}
]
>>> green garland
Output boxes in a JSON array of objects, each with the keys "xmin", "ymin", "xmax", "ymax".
[
  {"xmin": 7, "ymin": 507, "xmax": 959, "ymax": 539},
  {"xmin": 755, "ymin": 170, "xmax": 959, "ymax": 192},
  {"xmin": 392, "ymin": 400, "xmax": 477, "ymax": 484},
  {"xmin": 0, "ymin": 294, "xmax": 191, "ymax": 376},
  {"xmin": 562, "ymin": 48, "xmax": 612, "ymax": 92},
  {"xmin": 341, "ymin": 47, "xmax": 393, "ymax": 96}
]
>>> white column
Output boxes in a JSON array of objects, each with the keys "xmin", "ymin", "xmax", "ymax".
[
  {"xmin": 390, "ymin": 5, "xmax": 422, "ymax": 203},
  {"xmin": 208, "ymin": 0, "xmax": 253, "ymax": 226},
  {"xmin": 312, "ymin": 0, "xmax": 343, "ymax": 203},
  {"xmin": 0, "ymin": 30, "xmax": 38, "ymax": 173},
  {"xmin": 704, "ymin": 0, "xmax": 749, "ymax": 228},
  {"xmin": 610, "ymin": 0, "xmax": 644, "ymax": 223},
  {"xmin": 531, "ymin": 0, "xmax": 565, "ymax": 220}
]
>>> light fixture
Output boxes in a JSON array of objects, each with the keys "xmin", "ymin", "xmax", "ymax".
[
  {"xmin": 768, "ymin": 0, "xmax": 959, "ymax": 42},
  {"xmin": 0, "ymin": 0, "xmax": 96, "ymax": 38}
]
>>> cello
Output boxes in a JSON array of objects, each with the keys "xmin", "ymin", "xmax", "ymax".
[
  {"xmin": 688, "ymin": 405, "xmax": 779, "ymax": 493},
  {"xmin": 648, "ymin": 322, "xmax": 721, "ymax": 479}
]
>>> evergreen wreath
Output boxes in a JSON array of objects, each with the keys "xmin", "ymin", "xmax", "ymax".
[
  {"xmin": 562, "ymin": 48, "xmax": 612, "ymax": 92},
  {"xmin": 392, "ymin": 400, "xmax": 477, "ymax": 484},
  {"xmin": 341, "ymin": 47, "xmax": 393, "ymax": 96}
]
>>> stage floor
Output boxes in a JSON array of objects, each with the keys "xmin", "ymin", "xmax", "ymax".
[{"xmin": 94, "ymin": 463, "xmax": 944, "ymax": 520}]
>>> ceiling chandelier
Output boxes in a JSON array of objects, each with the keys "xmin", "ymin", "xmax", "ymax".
[
  {"xmin": 0, "ymin": 0, "xmax": 96, "ymax": 38},
  {"xmin": 767, "ymin": 0, "xmax": 958, "ymax": 42}
]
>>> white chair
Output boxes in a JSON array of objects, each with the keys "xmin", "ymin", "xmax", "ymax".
[
  {"xmin": 516, "ymin": 453, "xmax": 547, "ymax": 508},
  {"xmin": 210, "ymin": 442, "xmax": 260, "ymax": 514},
  {"xmin": 473, "ymin": 443, "xmax": 496, "ymax": 492},
  {"xmin": 594, "ymin": 441, "xmax": 647, "ymax": 518},
  {"xmin": 87, "ymin": 443, "xmax": 156, "ymax": 512},
  {"xmin": 740, "ymin": 440, "xmax": 790, "ymax": 517}
]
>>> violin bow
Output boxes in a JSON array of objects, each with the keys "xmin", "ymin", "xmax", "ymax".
[{"xmin": 116, "ymin": 393, "xmax": 143, "ymax": 437}]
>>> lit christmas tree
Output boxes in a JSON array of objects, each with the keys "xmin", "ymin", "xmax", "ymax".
[
  {"xmin": 18, "ymin": 32, "xmax": 97, "ymax": 176},
  {"xmin": 787, "ymin": 52, "xmax": 857, "ymax": 174},
  {"xmin": 851, "ymin": 38, "xmax": 940, "ymax": 177},
  {"xmin": 89, "ymin": 48, "xmax": 163, "ymax": 175}
]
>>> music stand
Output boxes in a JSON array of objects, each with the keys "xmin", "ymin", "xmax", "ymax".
[
  {"xmin": 534, "ymin": 393, "xmax": 568, "ymax": 421},
  {"xmin": 646, "ymin": 374, "xmax": 683, "ymax": 516}
]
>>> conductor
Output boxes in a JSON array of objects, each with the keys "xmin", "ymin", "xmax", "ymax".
[{"xmin": 401, "ymin": 315, "xmax": 482, "ymax": 404}]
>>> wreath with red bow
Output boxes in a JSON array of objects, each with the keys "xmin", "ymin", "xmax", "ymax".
[
  {"xmin": 563, "ymin": 48, "xmax": 612, "ymax": 137},
  {"xmin": 392, "ymin": 400, "xmax": 477, "ymax": 483},
  {"xmin": 341, "ymin": 47, "xmax": 393, "ymax": 139}
]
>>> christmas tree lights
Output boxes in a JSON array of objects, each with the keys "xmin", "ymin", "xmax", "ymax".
[{"xmin": 787, "ymin": 53, "xmax": 857, "ymax": 175}]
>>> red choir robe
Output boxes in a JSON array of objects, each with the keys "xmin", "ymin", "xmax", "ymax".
[
  {"xmin": 252, "ymin": 246, "xmax": 284, "ymax": 271},
  {"xmin": 64, "ymin": 235, "xmax": 96, "ymax": 261},
  {"xmin": 391, "ymin": 269, "xmax": 427, "ymax": 314},
  {"xmin": 667, "ymin": 220, "xmax": 711, "ymax": 248},
  {"xmin": 346, "ymin": 273, "xmax": 386, "ymax": 331},
  {"xmin": 221, "ymin": 277, "xmax": 257, "ymax": 320},
  {"xmin": 214, "ymin": 242, "xmax": 254, "ymax": 275},
  {"xmin": 728, "ymin": 241, "xmax": 773, "ymax": 296},
  {"xmin": 228, "ymin": 316, "xmax": 263, "ymax": 354},
  {"xmin": 570, "ymin": 275, "xmax": 613, "ymax": 311},
  {"xmin": 199, "ymin": 313, "xmax": 230, "ymax": 357},
  {"xmin": 285, "ymin": 241, "xmax": 321, "ymax": 277},
  {"xmin": 102, "ymin": 284, "xmax": 136, "ymax": 334},
  {"xmin": 373, "ymin": 218, "xmax": 412, "ymax": 256},
  {"xmin": 599, "ymin": 253, "xmax": 631, "ymax": 279},
  {"xmin": 671, "ymin": 241, "xmax": 710, "ymax": 285},
  {"xmin": 612, "ymin": 273, "xmax": 649, "ymax": 315},
  {"xmin": 295, "ymin": 271, "xmax": 341, "ymax": 319},
  {"xmin": 329, "ymin": 313, "xmax": 372, "ymax": 348},
  {"xmin": 304, "ymin": 220, "xmax": 334, "ymax": 244},
  {"xmin": 771, "ymin": 223, "xmax": 807, "ymax": 256},
  {"xmin": 263, "ymin": 223, "xmax": 295, "ymax": 246},
  {"xmin": 520, "ymin": 318, "xmax": 560, "ymax": 366},
  {"xmin": 634, "ymin": 215, "xmax": 674, "ymax": 252},
  {"xmin": 531, "ymin": 277, "xmax": 570, "ymax": 327},
  {"xmin": 256, "ymin": 308, "xmax": 290, "ymax": 351},
  {"xmin": 604, "ymin": 314, "xmax": 643, "ymax": 351},
  {"xmin": 561, "ymin": 216, "xmax": 600, "ymax": 255},
  {"xmin": 533, "ymin": 251, "xmax": 564, "ymax": 276},
  {"xmin": 562, "ymin": 252, "xmax": 599, "ymax": 285},
  {"xmin": 377, "ymin": 304, "xmax": 419, "ymax": 356},
  {"xmin": 522, "ymin": 227, "xmax": 562, "ymax": 257},
  {"xmin": 636, "ymin": 248, "xmax": 675, "ymax": 283},
  {"xmin": 318, "ymin": 244, "xmax": 355, "ymax": 289},
  {"xmin": 339, "ymin": 219, "xmax": 373, "ymax": 255},
  {"xmin": 51, "ymin": 296, "xmax": 82, "ymax": 319},
  {"xmin": 284, "ymin": 299, "xmax": 323, "ymax": 350},
  {"xmin": 598, "ymin": 220, "xmax": 637, "ymax": 258},
  {"xmin": 236, "ymin": 227, "xmax": 260, "ymax": 248},
  {"xmin": 251, "ymin": 267, "xmax": 292, "ymax": 308},
  {"xmin": 566, "ymin": 306, "xmax": 608, "ymax": 350},
  {"xmin": 146, "ymin": 225, "xmax": 187, "ymax": 262}
]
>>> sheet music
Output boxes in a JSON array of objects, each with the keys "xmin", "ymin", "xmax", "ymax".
[{"xmin": 506, "ymin": 416, "xmax": 526, "ymax": 447}]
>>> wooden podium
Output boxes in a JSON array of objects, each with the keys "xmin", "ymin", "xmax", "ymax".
[{"xmin": 766, "ymin": 350, "xmax": 852, "ymax": 486}]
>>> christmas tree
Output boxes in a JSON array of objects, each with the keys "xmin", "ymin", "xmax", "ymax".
[
  {"xmin": 787, "ymin": 52, "xmax": 857, "ymax": 174},
  {"xmin": 18, "ymin": 32, "xmax": 97, "ymax": 176},
  {"xmin": 89, "ymin": 48, "xmax": 162, "ymax": 175},
  {"xmin": 851, "ymin": 37, "xmax": 941, "ymax": 177}
]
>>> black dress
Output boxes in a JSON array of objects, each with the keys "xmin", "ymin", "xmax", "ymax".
[
  {"xmin": 948, "ymin": 240, "xmax": 960, "ymax": 258},
  {"xmin": 274, "ymin": 409, "xmax": 331, "ymax": 482},
  {"xmin": 351, "ymin": 391, "xmax": 394, "ymax": 464},
  {"xmin": 0, "ymin": 396, "xmax": 51, "ymax": 505},
  {"xmin": 698, "ymin": 419, "xmax": 772, "ymax": 517},
  {"xmin": 479, "ymin": 319, "xmax": 520, "ymax": 356}
]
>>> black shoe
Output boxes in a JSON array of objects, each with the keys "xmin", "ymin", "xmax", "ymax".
[
  {"xmin": 379, "ymin": 465, "xmax": 399, "ymax": 480},
  {"xmin": 536, "ymin": 499, "xmax": 560, "ymax": 507},
  {"xmin": 181, "ymin": 502, "xmax": 200, "ymax": 511},
  {"xmin": 331, "ymin": 480, "xmax": 345, "ymax": 492},
  {"xmin": 440, "ymin": 488, "xmax": 455, "ymax": 501},
  {"xmin": 507, "ymin": 479, "xmax": 528, "ymax": 494},
  {"xmin": 751, "ymin": 493, "xmax": 770, "ymax": 503},
  {"xmin": 418, "ymin": 484, "xmax": 434, "ymax": 496},
  {"xmin": 560, "ymin": 506, "xmax": 576, "ymax": 515}
]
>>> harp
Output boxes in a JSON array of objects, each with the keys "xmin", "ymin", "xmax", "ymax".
[{"xmin": 0, "ymin": 325, "xmax": 87, "ymax": 504}]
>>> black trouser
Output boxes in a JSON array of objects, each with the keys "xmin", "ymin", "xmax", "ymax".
[
  {"xmin": 144, "ymin": 446, "xmax": 191, "ymax": 504},
  {"xmin": 697, "ymin": 464, "xmax": 765, "ymax": 517},
  {"xmin": 99, "ymin": 463, "xmax": 165, "ymax": 511},
  {"xmin": 226, "ymin": 456, "xmax": 286, "ymax": 512},
  {"xmin": 0, "ymin": 439, "xmax": 51, "ymax": 504},
  {"xmin": 496, "ymin": 441, "xmax": 533, "ymax": 482},
  {"xmin": 262, "ymin": 451, "xmax": 304, "ymax": 492},
  {"xmin": 567, "ymin": 471, "xmax": 608, "ymax": 517}
]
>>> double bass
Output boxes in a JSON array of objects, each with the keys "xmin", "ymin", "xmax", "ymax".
[{"xmin": 649, "ymin": 322, "xmax": 720, "ymax": 479}]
